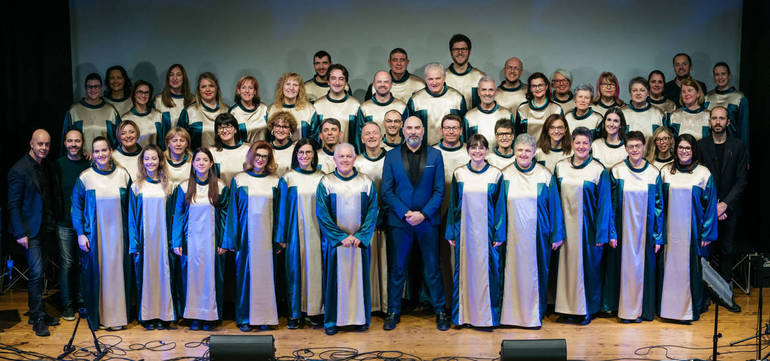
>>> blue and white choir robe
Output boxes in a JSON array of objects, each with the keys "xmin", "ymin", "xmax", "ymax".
[
  {"xmin": 71, "ymin": 163, "xmax": 132, "ymax": 330},
  {"xmin": 500, "ymin": 161, "xmax": 565, "ymax": 327},
  {"xmin": 553, "ymin": 156, "xmax": 616, "ymax": 317},
  {"xmin": 154, "ymin": 93, "xmax": 186, "ymax": 129},
  {"xmin": 178, "ymin": 103, "xmax": 228, "ymax": 150},
  {"xmin": 445, "ymin": 163, "xmax": 506, "ymax": 327},
  {"xmin": 607, "ymin": 159, "xmax": 663, "ymax": 321},
  {"xmin": 658, "ymin": 163, "xmax": 718, "ymax": 321},
  {"xmin": 224, "ymin": 171, "xmax": 282, "ymax": 326},
  {"xmin": 667, "ymin": 105, "xmax": 710, "ymax": 141},
  {"xmin": 128, "ymin": 179, "xmax": 177, "ymax": 322},
  {"xmin": 172, "ymin": 178, "xmax": 229, "ymax": 322},
  {"xmin": 355, "ymin": 150, "xmax": 388, "ymax": 313},
  {"xmin": 280, "ymin": 168, "xmax": 326, "ymax": 319},
  {"xmin": 316, "ymin": 169, "xmax": 378, "ymax": 329}
]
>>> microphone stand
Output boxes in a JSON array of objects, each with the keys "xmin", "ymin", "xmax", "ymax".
[{"xmin": 57, "ymin": 307, "xmax": 107, "ymax": 360}]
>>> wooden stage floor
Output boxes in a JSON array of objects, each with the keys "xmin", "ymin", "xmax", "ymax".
[{"xmin": 0, "ymin": 288, "xmax": 767, "ymax": 361}]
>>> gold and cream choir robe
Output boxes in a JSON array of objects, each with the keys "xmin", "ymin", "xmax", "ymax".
[
  {"xmin": 316, "ymin": 169, "xmax": 378, "ymax": 328},
  {"xmin": 167, "ymin": 154, "xmax": 192, "ymax": 187},
  {"xmin": 516, "ymin": 99, "xmax": 563, "ymax": 141},
  {"xmin": 211, "ymin": 142, "xmax": 250, "ymax": 185},
  {"xmin": 486, "ymin": 148, "xmax": 516, "ymax": 170},
  {"xmin": 382, "ymin": 136, "xmax": 404, "ymax": 151},
  {"xmin": 622, "ymin": 103, "xmax": 665, "ymax": 140},
  {"xmin": 105, "ymin": 95, "xmax": 133, "ymax": 119},
  {"xmin": 267, "ymin": 103, "xmax": 316, "ymax": 141},
  {"xmin": 565, "ymin": 108, "xmax": 603, "ymax": 137},
  {"xmin": 668, "ymin": 105, "xmax": 711, "ymax": 141},
  {"xmin": 317, "ymin": 147, "xmax": 336, "ymax": 174},
  {"xmin": 648, "ymin": 97, "xmax": 677, "ymax": 115},
  {"xmin": 112, "ymin": 145, "xmax": 142, "ymax": 181},
  {"xmin": 229, "ymin": 101, "xmax": 269, "ymax": 143},
  {"xmin": 495, "ymin": 82, "xmax": 527, "ymax": 112},
  {"xmin": 359, "ymin": 95, "xmax": 407, "ymax": 151},
  {"xmin": 591, "ymin": 100, "xmax": 623, "ymax": 117},
  {"xmin": 500, "ymin": 161, "xmax": 565, "ymax": 327},
  {"xmin": 553, "ymin": 93, "xmax": 576, "ymax": 114},
  {"xmin": 445, "ymin": 64, "xmax": 486, "ymax": 109},
  {"xmin": 178, "ymin": 103, "xmax": 228, "ymax": 150},
  {"xmin": 652, "ymin": 155, "xmax": 674, "ymax": 171},
  {"xmin": 62, "ymin": 99, "xmax": 120, "ymax": 153},
  {"xmin": 311, "ymin": 94, "xmax": 362, "ymax": 145},
  {"xmin": 591, "ymin": 139, "xmax": 627, "ymax": 169},
  {"xmin": 535, "ymin": 147, "xmax": 571, "ymax": 173},
  {"xmin": 464, "ymin": 102, "xmax": 514, "ymax": 149},
  {"xmin": 304, "ymin": 78, "xmax": 350, "ymax": 103},
  {"xmin": 271, "ymin": 140, "xmax": 295, "ymax": 177},
  {"xmin": 154, "ymin": 93, "xmax": 187, "ymax": 129},
  {"xmin": 407, "ymin": 86, "xmax": 467, "ymax": 146},
  {"xmin": 121, "ymin": 107, "xmax": 164, "ymax": 149},
  {"xmin": 390, "ymin": 71, "xmax": 425, "ymax": 103},
  {"xmin": 435, "ymin": 142, "xmax": 470, "ymax": 281}
]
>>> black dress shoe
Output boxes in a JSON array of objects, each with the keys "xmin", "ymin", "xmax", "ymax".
[
  {"xmin": 201, "ymin": 321, "xmax": 215, "ymax": 331},
  {"xmin": 189, "ymin": 320, "xmax": 201, "ymax": 330},
  {"xmin": 383, "ymin": 312, "xmax": 400, "ymax": 331},
  {"xmin": 324, "ymin": 326, "xmax": 338, "ymax": 335},
  {"xmin": 143, "ymin": 321, "xmax": 156, "ymax": 330},
  {"xmin": 33, "ymin": 318, "xmax": 50, "ymax": 337},
  {"xmin": 28, "ymin": 314, "xmax": 60, "ymax": 326},
  {"xmin": 579, "ymin": 314, "xmax": 592, "ymax": 325},
  {"xmin": 156, "ymin": 320, "xmax": 166, "ymax": 330},
  {"xmin": 287, "ymin": 318, "xmax": 300, "ymax": 329},
  {"xmin": 436, "ymin": 311, "xmax": 451, "ymax": 331},
  {"xmin": 239, "ymin": 324, "xmax": 252, "ymax": 332},
  {"xmin": 726, "ymin": 303, "xmax": 742, "ymax": 313},
  {"xmin": 354, "ymin": 324, "xmax": 369, "ymax": 331}
]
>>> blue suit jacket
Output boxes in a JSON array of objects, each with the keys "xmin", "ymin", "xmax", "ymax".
[
  {"xmin": 381, "ymin": 145, "xmax": 445, "ymax": 228},
  {"xmin": 7, "ymin": 154, "xmax": 60, "ymax": 240}
]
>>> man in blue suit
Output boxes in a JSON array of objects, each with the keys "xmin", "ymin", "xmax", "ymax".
[
  {"xmin": 381, "ymin": 116, "xmax": 450, "ymax": 331},
  {"xmin": 7, "ymin": 129, "xmax": 62, "ymax": 336}
]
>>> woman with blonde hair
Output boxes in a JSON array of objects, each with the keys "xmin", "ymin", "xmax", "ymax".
[
  {"xmin": 646, "ymin": 126, "xmax": 675, "ymax": 170},
  {"xmin": 267, "ymin": 72, "xmax": 316, "ymax": 140},
  {"xmin": 178, "ymin": 72, "xmax": 228, "ymax": 149},
  {"xmin": 229, "ymin": 75, "xmax": 269, "ymax": 143},
  {"xmin": 112, "ymin": 120, "xmax": 142, "ymax": 180},
  {"xmin": 164, "ymin": 127, "xmax": 193, "ymax": 187},
  {"xmin": 668, "ymin": 78, "xmax": 710, "ymax": 140}
]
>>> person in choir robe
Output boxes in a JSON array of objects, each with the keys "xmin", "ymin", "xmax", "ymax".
[
  {"xmin": 669, "ymin": 78, "xmax": 710, "ymax": 140},
  {"xmin": 486, "ymin": 118, "xmax": 516, "ymax": 170},
  {"xmin": 500, "ymin": 133, "xmax": 565, "ymax": 328},
  {"xmin": 356, "ymin": 123, "xmax": 389, "ymax": 315},
  {"xmin": 622, "ymin": 77, "xmax": 665, "ymax": 140},
  {"xmin": 267, "ymin": 111, "xmax": 298, "ymax": 176},
  {"xmin": 495, "ymin": 57, "xmax": 527, "ymax": 111},
  {"xmin": 535, "ymin": 114, "xmax": 572, "ymax": 172},
  {"xmin": 112, "ymin": 120, "xmax": 142, "ymax": 181},
  {"xmin": 128, "ymin": 145, "xmax": 178, "ymax": 330},
  {"xmin": 406, "ymin": 62, "xmax": 467, "ymax": 146},
  {"xmin": 72, "ymin": 136, "xmax": 132, "ymax": 331},
  {"xmin": 104, "ymin": 65, "xmax": 133, "ymax": 117},
  {"xmin": 303, "ymin": 50, "xmax": 349, "ymax": 102},
  {"xmin": 647, "ymin": 70, "xmax": 677, "ymax": 114},
  {"xmin": 564, "ymin": 84, "xmax": 602, "ymax": 138},
  {"xmin": 606, "ymin": 131, "xmax": 663, "ymax": 323},
  {"xmin": 592, "ymin": 72, "xmax": 626, "ymax": 116},
  {"xmin": 229, "ymin": 75, "xmax": 268, "ymax": 144},
  {"xmin": 445, "ymin": 33, "xmax": 486, "ymax": 109},
  {"xmin": 281, "ymin": 138, "xmax": 326, "ymax": 329},
  {"xmin": 172, "ymin": 147, "xmax": 228, "ymax": 331},
  {"xmin": 551, "ymin": 69, "xmax": 575, "ymax": 114},
  {"xmin": 178, "ymin": 72, "xmax": 228, "ymax": 150},
  {"xmin": 705, "ymin": 62, "xmax": 750, "ymax": 157},
  {"xmin": 268, "ymin": 72, "xmax": 316, "ymax": 140},
  {"xmin": 663, "ymin": 53, "xmax": 707, "ymax": 104},
  {"xmin": 210, "ymin": 113, "xmax": 250, "ymax": 185},
  {"xmin": 592, "ymin": 108, "xmax": 628, "ymax": 169},
  {"xmin": 516, "ymin": 72, "xmax": 563, "ymax": 141},
  {"xmin": 224, "ymin": 141, "xmax": 282, "ymax": 331},
  {"xmin": 164, "ymin": 127, "xmax": 193, "ymax": 187},
  {"xmin": 359, "ymin": 71, "xmax": 407, "ymax": 152},
  {"xmin": 62, "ymin": 73, "xmax": 120, "ymax": 153},
  {"xmin": 465, "ymin": 76, "xmax": 514, "ymax": 149},
  {"xmin": 311, "ymin": 64, "xmax": 362, "ymax": 146},
  {"xmin": 658, "ymin": 134, "xmax": 717, "ymax": 323},
  {"xmin": 317, "ymin": 118, "xmax": 342, "ymax": 174},
  {"xmin": 553, "ymin": 127, "xmax": 616, "ymax": 325},
  {"xmin": 445, "ymin": 134, "xmax": 505, "ymax": 328},
  {"xmin": 646, "ymin": 126, "xmax": 675, "ymax": 170},
  {"xmin": 154, "ymin": 64, "xmax": 194, "ymax": 129},
  {"xmin": 364, "ymin": 48, "xmax": 425, "ymax": 103},
  {"xmin": 382, "ymin": 109, "xmax": 405, "ymax": 150},
  {"xmin": 316, "ymin": 142, "xmax": 378, "ymax": 335},
  {"xmin": 120, "ymin": 80, "xmax": 163, "ymax": 149}
]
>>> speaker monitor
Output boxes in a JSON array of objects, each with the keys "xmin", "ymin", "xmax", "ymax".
[
  {"xmin": 209, "ymin": 334, "xmax": 275, "ymax": 361},
  {"xmin": 500, "ymin": 339, "xmax": 567, "ymax": 361}
]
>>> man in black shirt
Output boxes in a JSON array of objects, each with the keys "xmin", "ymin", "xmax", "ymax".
[{"xmin": 663, "ymin": 53, "xmax": 708, "ymax": 104}]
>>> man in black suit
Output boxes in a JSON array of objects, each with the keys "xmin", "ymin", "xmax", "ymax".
[
  {"xmin": 697, "ymin": 106, "xmax": 747, "ymax": 283},
  {"xmin": 7, "ymin": 129, "xmax": 62, "ymax": 336}
]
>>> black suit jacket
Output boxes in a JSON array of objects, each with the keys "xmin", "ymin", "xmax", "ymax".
[
  {"xmin": 697, "ymin": 135, "xmax": 747, "ymax": 214},
  {"xmin": 7, "ymin": 154, "xmax": 62, "ymax": 239}
]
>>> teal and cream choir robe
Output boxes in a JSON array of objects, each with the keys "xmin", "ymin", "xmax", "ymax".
[
  {"xmin": 355, "ymin": 150, "xmax": 389, "ymax": 313},
  {"xmin": 311, "ymin": 94, "xmax": 362, "ymax": 146},
  {"xmin": 382, "ymin": 136, "xmax": 404, "ymax": 151},
  {"xmin": 445, "ymin": 64, "xmax": 486, "ymax": 109},
  {"xmin": 445, "ymin": 162, "xmax": 506, "ymax": 327},
  {"xmin": 516, "ymin": 99, "xmax": 564, "ymax": 142},
  {"xmin": 607, "ymin": 159, "xmax": 663, "ymax": 321},
  {"xmin": 112, "ymin": 144, "xmax": 142, "ymax": 181},
  {"xmin": 71, "ymin": 163, "xmax": 132, "ymax": 329},
  {"xmin": 303, "ymin": 78, "xmax": 350, "ymax": 103},
  {"xmin": 266, "ymin": 103, "xmax": 316, "ymax": 141},
  {"xmin": 649, "ymin": 97, "xmax": 677, "ymax": 115},
  {"xmin": 464, "ymin": 102, "xmax": 514, "ymax": 150},
  {"xmin": 652, "ymin": 155, "xmax": 674, "ymax": 172},
  {"xmin": 553, "ymin": 155, "xmax": 616, "ymax": 317},
  {"xmin": 271, "ymin": 139, "xmax": 295, "ymax": 177},
  {"xmin": 178, "ymin": 102, "xmax": 228, "ymax": 150},
  {"xmin": 224, "ymin": 171, "xmax": 282, "ymax": 327},
  {"xmin": 622, "ymin": 103, "xmax": 665, "ymax": 140},
  {"xmin": 229, "ymin": 101, "xmax": 269, "ymax": 144},
  {"xmin": 553, "ymin": 93, "xmax": 576, "ymax": 114},
  {"xmin": 706, "ymin": 87, "xmax": 750, "ymax": 156},
  {"xmin": 280, "ymin": 167, "xmax": 326, "ymax": 319},
  {"xmin": 486, "ymin": 147, "xmax": 515, "ymax": 171},
  {"xmin": 167, "ymin": 154, "xmax": 192, "ymax": 188},
  {"xmin": 211, "ymin": 142, "xmax": 250, "ymax": 185},
  {"xmin": 535, "ymin": 147, "xmax": 571, "ymax": 173},
  {"xmin": 359, "ymin": 95, "xmax": 407, "ymax": 152},
  {"xmin": 390, "ymin": 71, "xmax": 425, "ymax": 103},
  {"xmin": 316, "ymin": 169, "xmax": 378, "ymax": 328},
  {"xmin": 105, "ymin": 94, "xmax": 133, "ymax": 119},
  {"xmin": 317, "ymin": 147, "xmax": 336, "ymax": 174},
  {"xmin": 565, "ymin": 108, "xmax": 603, "ymax": 138},
  {"xmin": 495, "ymin": 82, "xmax": 527, "ymax": 112},
  {"xmin": 154, "ymin": 93, "xmax": 186, "ymax": 129},
  {"xmin": 62, "ymin": 99, "xmax": 120, "ymax": 153},
  {"xmin": 121, "ymin": 107, "xmax": 165, "ymax": 150},
  {"xmin": 406, "ymin": 85, "xmax": 467, "ymax": 146},
  {"xmin": 128, "ymin": 178, "xmax": 177, "ymax": 322},
  {"xmin": 172, "ymin": 178, "xmax": 229, "ymax": 322},
  {"xmin": 658, "ymin": 163, "xmax": 718, "ymax": 321},
  {"xmin": 668, "ymin": 105, "xmax": 711, "ymax": 141},
  {"xmin": 591, "ymin": 139, "xmax": 627, "ymax": 169},
  {"xmin": 591, "ymin": 100, "xmax": 624, "ymax": 117},
  {"xmin": 500, "ymin": 161, "xmax": 565, "ymax": 327}
]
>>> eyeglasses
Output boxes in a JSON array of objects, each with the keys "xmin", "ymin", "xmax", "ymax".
[
  {"xmin": 135, "ymin": 90, "xmax": 151, "ymax": 95},
  {"xmin": 677, "ymin": 146, "xmax": 692, "ymax": 151},
  {"xmin": 496, "ymin": 132, "xmax": 513, "ymax": 138},
  {"xmin": 600, "ymin": 82, "xmax": 616, "ymax": 88},
  {"xmin": 549, "ymin": 125, "xmax": 565, "ymax": 130},
  {"xmin": 655, "ymin": 136, "xmax": 672, "ymax": 143},
  {"xmin": 442, "ymin": 126, "xmax": 461, "ymax": 131},
  {"xmin": 530, "ymin": 83, "xmax": 546, "ymax": 90},
  {"xmin": 86, "ymin": 85, "xmax": 101, "ymax": 90},
  {"xmin": 297, "ymin": 150, "xmax": 314, "ymax": 156},
  {"xmin": 626, "ymin": 144, "xmax": 644, "ymax": 150},
  {"xmin": 273, "ymin": 124, "xmax": 290, "ymax": 130},
  {"xmin": 254, "ymin": 153, "xmax": 270, "ymax": 160},
  {"xmin": 217, "ymin": 125, "xmax": 235, "ymax": 132},
  {"xmin": 451, "ymin": 47, "xmax": 469, "ymax": 53},
  {"xmin": 552, "ymin": 79, "xmax": 569, "ymax": 85}
]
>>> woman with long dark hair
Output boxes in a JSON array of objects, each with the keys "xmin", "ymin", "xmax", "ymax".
[
  {"xmin": 535, "ymin": 114, "xmax": 572, "ymax": 172},
  {"xmin": 210, "ymin": 113, "xmax": 250, "ymax": 185},
  {"xmin": 154, "ymin": 64, "xmax": 194, "ymax": 128},
  {"xmin": 104, "ymin": 65, "xmax": 133, "ymax": 116}
]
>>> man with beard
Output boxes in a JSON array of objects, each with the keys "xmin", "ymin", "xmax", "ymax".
[
  {"xmin": 662, "ymin": 53, "xmax": 707, "ymax": 104},
  {"xmin": 444, "ymin": 34, "xmax": 486, "ymax": 109},
  {"xmin": 359, "ymin": 71, "xmax": 407, "ymax": 152},
  {"xmin": 495, "ymin": 57, "xmax": 527, "ymax": 111},
  {"xmin": 464, "ymin": 76, "xmax": 514, "ymax": 150},
  {"xmin": 382, "ymin": 109, "xmax": 405, "ymax": 150},
  {"xmin": 407, "ymin": 63, "xmax": 467, "ymax": 146},
  {"xmin": 304, "ymin": 51, "xmax": 349, "ymax": 102},
  {"xmin": 365, "ymin": 48, "xmax": 426, "ymax": 103},
  {"xmin": 318, "ymin": 118, "xmax": 343, "ymax": 174}
]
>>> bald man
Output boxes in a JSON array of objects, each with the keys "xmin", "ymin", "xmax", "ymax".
[
  {"xmin": 359, "ymin": 71, "xmax": 407, "ymax": 151},
  {"xmin": 8, "ymin": 129, "xmax": 62, "ymax": 336},
  {"xmin": 495, "ymin": 57, "xmax": 527, "ymax": 111}
]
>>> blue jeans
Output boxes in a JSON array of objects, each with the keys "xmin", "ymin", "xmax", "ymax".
[
  {"xmin": 57, "ymin": 224, "xmax": 81, "ymax": 309},
  {"xmin": 25, "ymin": 236, "xmax": 48, "ymax": 319}
]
